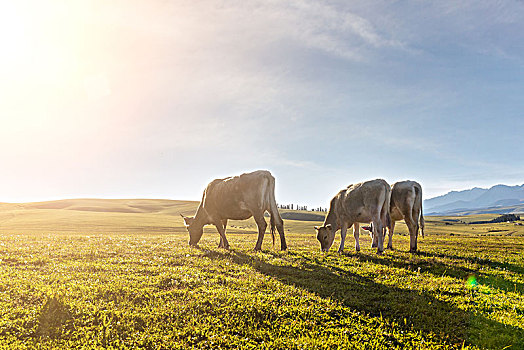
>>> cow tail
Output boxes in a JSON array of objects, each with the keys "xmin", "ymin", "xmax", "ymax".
[
  {"xmin": 415, "ymin": 184, "xmax": 425, "ymax": 238},
  {"xmin": 270, "ymin": 214, "xmax": 276, "ymax": 247},
  {"xmin": 420, "ymin": 205, "xmax": 425, "ymax": 238},
  {"xmin": 382, "ymin": 183, "xmax": 391, "ymax": 236},
  {"xmin": 267, "ymin": 174, "xmax": 282, "ymax": 248}
]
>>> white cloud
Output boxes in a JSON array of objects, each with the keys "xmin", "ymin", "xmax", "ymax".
[
  {"xmin": 2, "ymin": 0, "xmax": 524, "ymax": 203},
  {"xmin": 225, "ymin": 0, "xmax": 407, "ymax": 61}
]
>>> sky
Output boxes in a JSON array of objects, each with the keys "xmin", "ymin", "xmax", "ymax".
[{"xmin": 0, "ymin": 0, "xmax": 523, "ymax": 207}]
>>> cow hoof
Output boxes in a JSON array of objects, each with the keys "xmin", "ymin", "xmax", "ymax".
[
  {"xmin": 253, "ymin": 246, "xmax": 262, "ymax": 252},
  {"xmin": 377, "ymin": 250, "xmax": 384, "ymax": 255},
  {"xmin": 371, "ymin": 243, "xmax": 377, "ymax": 248},
  {"xmin": 337, "ymin": 249, "xmax": 344, "ymax": 254},
  {"xmin": 387, "ymin": 246, "xmax": 394, "ymax": 250}
]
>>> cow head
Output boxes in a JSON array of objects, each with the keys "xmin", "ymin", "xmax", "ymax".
[
  {"xmin": 181, "ymin": 214, "xmax": 203, "ymax": 246},
  {"xmin": 363, "ymin": 223, "xmax": 386, "ymax": 239},
  {"xmin": 314, "ymin": 224, "xmax": 335, "ymax": 252}
]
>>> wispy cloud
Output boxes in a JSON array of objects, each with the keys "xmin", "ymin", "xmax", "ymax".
[
  {"xmin": 1, "ymin": 0, "xmax": 523, "ymax": 205},
  {"xmin": 229, "ymin": 0, "xmax": 408, "ymax": 61}
]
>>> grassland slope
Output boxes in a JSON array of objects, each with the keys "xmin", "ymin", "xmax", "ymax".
[
  {"xmin": 0, "ymin": 199, "xmax": 523, "ymax": 348},
  {"xmin": 0, "ymin": 212, "xmax": 522, "ymax": 349}
]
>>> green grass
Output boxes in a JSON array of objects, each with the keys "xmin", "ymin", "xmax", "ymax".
[{"xmin": 0, "ymin": 199, "xmax": 522, "ymax": 349}]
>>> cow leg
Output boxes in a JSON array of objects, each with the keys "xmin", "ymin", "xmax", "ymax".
[
  {"xmin": 371, "ymin": 223, "xmax": 378, "ymax": 248},
  {"xmin": 405, "ymin": 214, "xmax": 417, "ymax": 253},
  {"xmin": 338, "ymin": 222, "xmax": 348, "ymax": 253},
  {"xmin": 413, "ymin": 207, "xmax": 421, "ymax": 241},
  {"xmin": 412, "ymin": 219, "xmax": 420, "ymax": 252},
  {"xmin": 214, "ymin": 223, "xmax": 230, "ymax": 249},
  {"xmin": 253, "ymin": 215, "xmax": 267, "ymax": 251},
  {"xmin": 409, "ymin": 225, "xmax": 417, "ymax": 252},
  {"xmin": 353, "ymin": 223, "xmax": 360, "ymax": 252},
  {"xmin": 218, "ymin": 219, "xmax": 228, "ymax": 248},
  {"xmin": 272, "ymin": 214, "xmax": 287, "ymax": 251},
  {"xmin": 387, "ymin": 221, "xmax": 395, "ymax": 250},
  {"xmin": 372, "ymin": 217, "xmax": 384, "ymax": 254},
  {"xmin": 277, "ymin": 220, "xmax": 287, "ymax": 251}
]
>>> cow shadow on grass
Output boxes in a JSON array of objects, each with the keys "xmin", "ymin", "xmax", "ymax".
[
  {"xmin": 201, "ymin": 249, "xmax": 523, "ymax": 349},
  {"xmin": 416, "ymin": 250, "xmax": 524, "ymax": 276},
  {"xmin": 346, "ymin": 251, "xmax": 524, "ymax": 295}
]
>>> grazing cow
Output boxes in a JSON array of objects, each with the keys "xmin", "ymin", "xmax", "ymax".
[
  {"xmin": 181, "ymin": 170, "xmax": 287, "ymax": 251},
  {"xmin": 387, "ymin": 180, "xmax": 425, "ymax": 252},
  {"xmin": 365, "ymin": 180, "xmax": 425, "ymax": 252},
  {"xmin": 314, "ymin": 179, "xmax": 391, "ymax": 254}
]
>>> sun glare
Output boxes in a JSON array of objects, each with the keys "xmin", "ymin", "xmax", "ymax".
[
  {"xmin": 0, "ymin": 1, "xmax": 110, "ymax": 132},
  {"xmin": 0, "ymin": 2, "xmax": 35, "ymax": 95},
  {"xmin": 0, "ymin": 2, "xmax": 100, "ymax": 90}
]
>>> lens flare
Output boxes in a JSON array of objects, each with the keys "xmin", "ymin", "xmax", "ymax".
[{"xmin": 466, "ymin": 275, "xmax": 478, "ymax": 289}]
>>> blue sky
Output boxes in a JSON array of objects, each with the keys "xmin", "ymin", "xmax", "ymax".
[{"xmin": 0, "ymin": 1, "xmax": 523, "ymax": 206}]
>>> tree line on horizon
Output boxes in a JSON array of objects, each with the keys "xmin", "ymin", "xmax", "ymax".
[{"xmin": 277, "ymin": 204, "xmax": 327, "ymax": 212}]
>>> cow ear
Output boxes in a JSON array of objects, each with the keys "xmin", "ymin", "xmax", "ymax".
[
  {"xmin": 326, "ymin": 224, "xmax": 332, "ymax": 230},
  {"xmin": 182, "ymin": 215, "xmax": 194, "ymax": 226}
]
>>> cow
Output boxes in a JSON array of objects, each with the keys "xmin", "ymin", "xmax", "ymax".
[
  {"xmin": 314, "ymin": 179, "xmax": 391, "ymax": 254},
  {"xmin": 366, "ymin": 180, "xmax": 425, "ymax": 252},
  {"xmin": 387, "ymin": 180, "xmax": 425, "ymax": 252},
  {"xmin": 181, "ymin": 170, "xmax": 287, "ymax": 251}
]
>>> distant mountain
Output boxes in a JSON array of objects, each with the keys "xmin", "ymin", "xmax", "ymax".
[
  {"xmin": 425, "ymin": 184, "xmax": 524, "ymax": 215},
  {"xmin": 428, "ymin": 203, "xmax": 524, "ymax": 216},
  {"xmin": 474, "ymin": 184, "xmax": 524, "ymax": 207},
  {"xmin": 424, "ymin": 187, "xmax": 487, "ymax": 210},
  {"xmin": 425, "ymin": 200, "xmax": 472, "ymax": 214}
]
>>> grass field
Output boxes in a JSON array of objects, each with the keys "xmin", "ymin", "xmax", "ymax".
[{"xmin": 0, "ymin": 199, "xmax": 523, "ymax": 349}]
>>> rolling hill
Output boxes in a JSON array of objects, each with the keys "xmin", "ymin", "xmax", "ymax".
[{"xmin": 0, "ymin": 198, "xmax": 326, "ymax": 235}]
